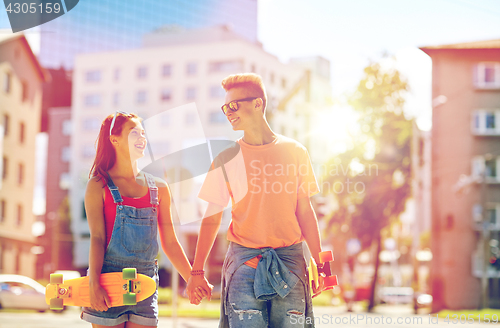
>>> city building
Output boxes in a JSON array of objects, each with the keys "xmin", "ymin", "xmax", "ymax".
[
  {"xmin": 70, "ymin": 26, "xmax": 331, "ymax": 281},
  {"xmin": 420, "ymin": 39, "xmax": 500, "ymax": 310},
  {"xmin": 40, "ymin": 106, "xmax": 74, "ymax": 278},
  {"xmin": 0, "ymin": 0, "xmax": 258, "ymax": 69},
  {"xmin": 0, "ymin": 33, "xmax": 48, "ymax": 278}
]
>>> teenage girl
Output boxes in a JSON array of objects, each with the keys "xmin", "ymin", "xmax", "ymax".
[{"xmin": 81, "ymin": 112, "xmax": 211, "ymax": 327}]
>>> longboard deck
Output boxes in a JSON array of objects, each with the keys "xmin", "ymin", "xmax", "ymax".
[{"xmin": 45, "ymin": 269, "xmax": 156, "ymax": 309}]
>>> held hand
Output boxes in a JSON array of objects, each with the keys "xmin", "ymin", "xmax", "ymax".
[
  {"xmin": 89, "ymin": 282, "xmax": 111, "ymax": 312},
  {"xmin": 186, "ymin": 275, "xmax": 213, "ymax": 305},
  {"xmin": 312, "ymin": 274, "xmax": 326, "ymax": 298}
]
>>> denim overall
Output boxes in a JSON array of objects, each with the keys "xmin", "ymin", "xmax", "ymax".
[{"xmin": 81, "ymin": 173, "xmax": 160, "ymax": 327}]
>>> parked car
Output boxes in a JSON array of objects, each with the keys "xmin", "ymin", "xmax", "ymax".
[
  {"xmin": 379, "ymin": 286, "xmax": 414, "ymax": 304},
  {"xmin": 0, "ymin": 274, "xmax": 49, "ymax": 312}
]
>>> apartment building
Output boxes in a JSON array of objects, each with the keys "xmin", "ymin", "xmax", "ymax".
[
  {"xmin": 0, "ymin": 33, "xmax": 47, "ymax": 277},
  {"xmin": 421, "ymin": 39, "xmax": 500, "ymax": 309}
]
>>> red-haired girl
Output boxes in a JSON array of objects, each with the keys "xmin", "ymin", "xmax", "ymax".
[{"xmin": 81, "ymin": 112, "xmax": 211, "ymax": 327}]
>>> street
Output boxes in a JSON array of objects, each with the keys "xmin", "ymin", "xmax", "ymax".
[{"xmin": 0, "ymin": 306, "xmax": 493, "ymax": 328}]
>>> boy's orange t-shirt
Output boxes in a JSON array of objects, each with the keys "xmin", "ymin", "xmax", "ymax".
[{"xmin": 198, "ymin": 134, "xmax": 320, "ymax": 251}]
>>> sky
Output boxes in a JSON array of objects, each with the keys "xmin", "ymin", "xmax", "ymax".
[
  {"xmin": 1, "ymin": 0, "xmax": 499, "ymax": 131},
  {"xmin": 257, "ymin": 0, "xmax": 500, "ymax": 130}
]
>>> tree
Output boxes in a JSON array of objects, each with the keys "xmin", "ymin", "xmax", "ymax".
[{"xmin": 323, "ymin": 59, "xmax": 413, "ymax": 311}]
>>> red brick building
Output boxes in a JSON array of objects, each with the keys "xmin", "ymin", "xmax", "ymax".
[{"xmin": 421, "ymin": 39, "xmax": 500, "ymax": 310}]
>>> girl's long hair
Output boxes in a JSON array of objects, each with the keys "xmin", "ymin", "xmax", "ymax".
[{"xmin": 89, "ymin": 112, "xmax": 140, "ymax": 185}]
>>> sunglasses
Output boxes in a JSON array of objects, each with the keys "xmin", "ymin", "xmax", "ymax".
[
  {"xmin": 221, "ymin": 97, "xmax": 259, "ymax": 115},
  {"xmin": 109, "ymin": 110, "xmax": 129, "ymax": 136}
]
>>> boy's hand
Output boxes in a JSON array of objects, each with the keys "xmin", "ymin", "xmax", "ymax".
[
  {"xmin": 186, "ymin": 275, "xmax": 213, "ymax": 304},
  {"xmin": 312, "ymin": 274, "xmax": 326, "ymax": 298}
]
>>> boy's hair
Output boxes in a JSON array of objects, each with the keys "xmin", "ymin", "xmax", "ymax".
[{"xmin": 221, "ymin": 73, "xmax": 267, "ymax": 113}]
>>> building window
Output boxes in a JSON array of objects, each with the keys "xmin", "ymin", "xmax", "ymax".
[
  {"xmin": 83, "ymin": 145, "xmax": 96, "ymax": 158},
  {"xmin": 19, "ymin": 122, "xmax": 25, "ymax": 144},
  {"xmin": 251, "ymin": 64, "xmax": 256, "ymax": 73},
  {"xmin": 471, "ymin": 110, "xmax": 500, "ymax": 135},
  {"xmin": 136, "ymin": 90, "xmax": 147, "ymax": 104},
  {"xmin": 209, "ymin": 111, "xmax": 226, "ymax": 124},
  {"xmin": 209, "ymin": 85, "xmax": 225, "ymax": 98},
  {"xmin": 61, "ymin": 146, "xmax": 71, "ymax": 162},
  {"xmin": 62, "ymin": 119, "xmax": 71, "ymax": 136},
  {"xmin": 186, "ymin": 87, "xmax": 196, "ymax": 101},
  {"xmin": 114, "ymin": 68, "xmax": 120, "ymax": 81},
  {"xmin": 475, "ymin": 204, "xmax": 500, "ymax": 230},
  {"xmin": 85, "ymin": 70, "xmax": 101, "ymax": 83},
  {"xmin": 83, "ymin": 118, "xmax": 100, "ymax": 131},
  {"xmin": 3, "ymin": 72, "xmax": 11, "ymax": 93},
  {"xmin": 186, "ymin": 62, "xmax": 197, "ymax": 75},
  {"xmin": 84, "ymin": 94, "xmax": 101, "ymax": 107},
  {"xmin": 472, "ymin": 156, "xmax": 500, "ymax": 182},
  {"xmin": 160, "ymin": 88, "xmax": 172, "ymax": 102},
  {"xmin": 270, "ymin": 72, "xmax": 275, "ymax": 84},
  {"xmin": 208, "ymin": 60, "xmax": 242, "ymax": 73},
  {"xmin": 282, "ymin": 78, "xmax": 287, "ymax": 89},
  {"xmin": 2, "ymin": 156, "xmax": 7, "ymax": 180},
  {"xmin": 3, "ymin": 114, "xmax": 9, "ymax": 136},
  {"xmin": 486, "ymin": 158, "xmax": 497, "ymax": 178},
  {"xmin": 16, "ymin": 204, "xmax": 22, "ymax": 226},
  {"xmin": 162, "ymin": 64, "xmax": 172, "ymax": 77},
  {"xmin": 0, "ymin": 199, "xmax": 5, "ymax": 223},
  {"xmin": 18, "ymin": 163, "xmax": 23, "ymax": 185},
  {"xmin": 59, "ymin": 172, "xmax": 71, "ymax": 190},
  {"xmin": 21, "ymin": 81, "xmax": 28, "ymax": 102},
  {"xmin": 474, "ymin": 62, "xmax": 500, "ymax": 89},
  {"xmin": 113, "ymin": 92, "xmax": 120, "ymax": 107},
  {"xmin": 137, "ymin": 66, "xmax": 148, "ymax": 79}
]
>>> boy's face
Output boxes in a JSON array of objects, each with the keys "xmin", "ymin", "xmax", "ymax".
[{"xmin": 223, "ymin": 87, "xmax": 261, "ymax": 131}]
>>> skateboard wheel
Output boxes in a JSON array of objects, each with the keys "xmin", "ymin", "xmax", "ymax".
[
  {"xmin": 50, "ymin": 273, "xmax": 63, "ymax": 284},
  {"xmin": 319, "ymin": 251, "xmax": 333, "ymax": 263},
  {"xmin": 123, "ymin": 293, "xmax": 137, "ymax": 305},
  {"xmin": 324, "ymin": 275, "xmax": 338, "ymax": 287},
  {"xmin": 50, "ymin": 298, "xmax": 64, "ymax": 310},
  {"xmin": 122, "ymin": 268, "xmax": 137, "ymax": 280}
]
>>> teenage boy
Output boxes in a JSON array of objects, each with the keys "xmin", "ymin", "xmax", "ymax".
[{"xmin": 186, "ymin": 73, "xmax": 325, "ymax": 328}]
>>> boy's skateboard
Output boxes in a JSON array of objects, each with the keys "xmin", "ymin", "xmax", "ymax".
[
  {"xmin": 45, "ymin": 268, "xmax": 156, "ymax": 310},
  {"xmin": 308, "ymin": 251, "xmax": 339, "ymax": 294}
]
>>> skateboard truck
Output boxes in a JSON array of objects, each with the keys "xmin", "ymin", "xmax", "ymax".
[{"xmin": 308, "ymin": 251, "xmax": 339, "ymax": 294}]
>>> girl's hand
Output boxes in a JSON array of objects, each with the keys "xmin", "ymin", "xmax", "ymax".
[
  {"xmin": 186, "ymin": 275, "xmax": 213, "ymax": 305},
  {"xmin": 89, "ymin": 281, "xmax": 111, "ymax": 312}
]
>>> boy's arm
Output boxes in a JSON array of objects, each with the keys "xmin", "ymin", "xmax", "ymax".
[
  {"xmin": 185, "ymin": 202, "xmax": 224, "ymax": 303},
  {"xmin": 297, "ymin": 196, "xmax": 327, "ymax": 296},
  {"xmin": 296, "ymin": 197, "xmax": 322, "ymax": 264}
]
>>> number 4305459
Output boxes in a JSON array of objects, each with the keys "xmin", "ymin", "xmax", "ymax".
[{"xmin": 6, "ymin": 2, "xmax": 61, "ymax": 14}]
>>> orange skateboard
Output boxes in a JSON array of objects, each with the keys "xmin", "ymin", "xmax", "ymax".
[
  {"xmin": 308, "ymin": 251, "xmax": 339, "ymax": 294},
  {"xmin": 45, "ymin": 268, "xmax": 156, "ymax": 310}
]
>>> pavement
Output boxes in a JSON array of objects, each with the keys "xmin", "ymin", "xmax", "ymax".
[{"xmin": 0, "ymin": 304, "xmax": 493, "ymax": 328}]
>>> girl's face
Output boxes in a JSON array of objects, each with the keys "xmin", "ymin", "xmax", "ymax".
[{"xmin": 114, "ymin": 118, "xmax": 147, "ymax": 161}]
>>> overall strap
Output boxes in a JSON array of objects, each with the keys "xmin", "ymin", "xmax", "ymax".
[
  {"xmin": 106, "ymin": 172, "xmax": 123, "ymax": 204},
  {"xmin": 144, "ymin": 173, "xmax": 159, "ymax": 206}
]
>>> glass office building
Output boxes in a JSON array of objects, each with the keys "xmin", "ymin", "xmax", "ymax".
[{"xmin": 0, "ymin": 0, "xmax": 257, "ymax": 68}]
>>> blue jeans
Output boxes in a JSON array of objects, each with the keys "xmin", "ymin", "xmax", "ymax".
[{"xmin": 227, "ymin": 264, "xmax": 306, "ymax": 328}]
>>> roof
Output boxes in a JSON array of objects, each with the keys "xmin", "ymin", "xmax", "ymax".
[
  {"xmin": 420, "ymin": 39, "xmax": 500, "ymax": 50},
  {"xmin": 0, "ymin": 32, "xmax": 49, "ymax": 82},
  {"xmin": 142, "ymin": 24, "xmax": 262, "ymax": 48}
]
